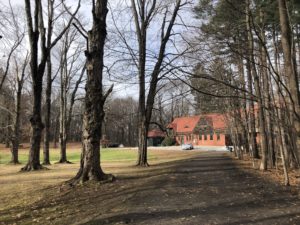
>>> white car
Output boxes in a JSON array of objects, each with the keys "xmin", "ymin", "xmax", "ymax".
[
  {"xmin": 226, "ymin": 146, "xmax": 234, "ymax": 152},
  {"xmin": 181, "ymin": 144, "xmax": 193, "ymax": 150}
]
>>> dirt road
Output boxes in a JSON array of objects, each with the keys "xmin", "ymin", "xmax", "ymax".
[
  {"xmin": 1, "ymin": 151, "xmax": 300, "ymax": 224},
  {"xmin": 84, "ymin": 152, "xmax": 300, "ymax": 225}
]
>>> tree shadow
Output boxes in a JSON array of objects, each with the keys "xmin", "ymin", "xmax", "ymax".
[{"xmin": 2, "ymin": 151, "xmax": 300, "ymax": 225}]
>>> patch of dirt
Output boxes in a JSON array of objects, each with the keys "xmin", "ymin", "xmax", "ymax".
[
  {"xmin": 232, "ymin": 155, "xmax": 300, "ymax": 187},
  {"xmin": 1, "ymin": 151, "xmax": 300, "ymax": 225}
]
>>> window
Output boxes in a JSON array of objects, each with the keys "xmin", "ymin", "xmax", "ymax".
[
  {"xmin": 210, "ymin": 133, "xmax": 213, "ymax": 140},
  {"xmin": 217, "ymin": 133, "xmax": 220, "ymax": 141},
  {"xmin": 204, "ymin": 134, "xmax": 207, "ymax": 140},
  {"xmin": 199, "ymin": 133, "xmax": 202, "ymax": 140}
]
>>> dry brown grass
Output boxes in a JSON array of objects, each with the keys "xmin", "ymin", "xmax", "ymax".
[
  {"xmin": 0, "ymin": 144, "xmax": 200, "ymax": 213},
  {"xmin": 231, "ymin": 154, "xmax": 300, "ymax": 187}
]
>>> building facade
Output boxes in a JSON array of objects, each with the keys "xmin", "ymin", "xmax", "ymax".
[
  {"xmin": 167, "ymin": 113, "xmax": 230, "ymax": 147},
  {"xmin": 147, "ymin": 129, "xmax": 166, "ymax": 146}
]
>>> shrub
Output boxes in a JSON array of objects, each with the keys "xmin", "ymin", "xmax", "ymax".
[{"xmin": 161, "ymin": 136, "xmax": 176, "ymax": 146}]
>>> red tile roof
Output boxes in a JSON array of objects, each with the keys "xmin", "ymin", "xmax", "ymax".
[
  {"xmin": 147, "ymin": 129, "xmax": 166, "ymax": 138},
  {"xmin": 168, "ymin": 113, "xmax": 226, "ymax": 134},
  {"xmin": 168, "ymin": 115, "xmax": 200, "ymax": 133},
  {"xmin": 204, "ymin": 113, "xmax": 226, "ymax": 130}
]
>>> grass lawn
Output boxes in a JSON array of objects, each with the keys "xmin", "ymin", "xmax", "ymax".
[
  {"xmin": 0, "ymin": 143, "xmax": 200, "ymax": 218},
  {"xmin": 0, "ymin": 144, "xmax": 158, "ymax": 164}
]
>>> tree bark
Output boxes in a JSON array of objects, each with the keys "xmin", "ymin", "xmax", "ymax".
[
  {"xmin": 58, "ymin": 46, "xmax": 68, "ymax": 163},
  {"xmin": 42, "ymin": 0, "xmax": 55, "ymax": 165},
  {"xmin": 11, "ymin": 56, "xmax": 28, "ymax": 164},
  {"xmin": 22, "ymin": 75, "xmax": 45, "ymax": 171},
  {"xmin": 278, "ymin": 0, "xmax": 300, "ymax": 166},
  {"xmin": 43, "ymin": 56, "xmax": 52, "ymax": 165},
  {"xmin": 244, "ymin": 1, "xmax": 258, "ymax": 160},
  {"xmin": 246, "ymin": 0, "xmax": 269, "ymax": 170},
  {"xmin": 70, "ymin": 0, "xmax": 114, "ymax": 183},
  {"xmin": 21, "ymin": 0, "xmax": 44, "ymax": 170},
  {"xmin": 259, "ymin": 8, "xmax": 274, "ymax": 168},
  {"xmin": 53, "ymin": 113, "xmax": 59, "ymax": 148},
  {"xmin": 137, "ymin": 117, "xmax": 148, "ymax": 166},
  {"xmin": 237, "ymin": 52, "xmax": 250, "ymax": 154},
  {"xmin": 131, "ymin": 0, "xmax": 148, "ymax": 166},
  {"xmin": 251, "ymin": 40, "xmax": 269, "ymax": 171},
  {"xmin": 10, "ymin": 80, "xmax": 22, "ymax": 164}
]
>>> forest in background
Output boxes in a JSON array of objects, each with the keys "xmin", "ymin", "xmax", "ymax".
[{"xmin": 0, "ymin": 0, "xmax": 299, "ymax": 185}]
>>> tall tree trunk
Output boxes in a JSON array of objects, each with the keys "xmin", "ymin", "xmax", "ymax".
[
  {"xmin": 237, "ymin": 53, "xmax": 250, "ymax": 154},
  {"xmin": 58, "ymin": 53, "xmax": 68, "ymax": 163},
  {"xmin": 137, "ymin": 117, "xmax": 148, "ymax": 166},
  {"xmin": 278, "ymin": 0, "xmax": 300, "ymax": 166},
  {"xmin": 21, "ymin": 0, "xmax": 78, "ymax": 171},
  {"xmin": 259, "ymin": 8, "xmax": 274, "ymax": 168},
  {"xmin": 22, "ymin": 76, "xmax": 45, "ymax": 171},
  {"xmin": 272, "ymin": 27, "xmax": 292, "ymax": 167},
  {"xmin": 233, "ymin": 111, "xmax": 243, "ymax": 159},
  {"xmin": 297, "ymin": 25, "xmax": 300, "ymax": 74},
  {"xmin": 251, "ymin": 44, "xmax": 269, "ymax": 171},
  {"xmin": 53, "ymin": 112, "xmax": 59, "ymax": 148},
  {"xmin": 272, "ymin": 75, "xmax": 290, "ymax": 185},
  {"xmin": 67, "ymin": 67, "xmax": 85, "ymax": 138},
  {"xmin": 10, "ymin": 79, "xmax": 23, "ymax": 164},
  {"xmin": 71, "ymin": 0, "xmax": 113, "ymax": 183},
  {"xmin": 43, "ymin": 57, "xmax": 52, "ymax": 165},
  {"xmin": 58, "ymin": 49, "xmax": 85, "ymax": 163},
  {"xmin": 132, "ymin": 0, "xmax": 182, "ymax": 166},
  {"xmin": 11, "ymin": 56, "xmax": 28, "ymax": 164},
  {"xmin": 22, "ymin": 0, "xmax": 45, "ymax": 170},
  {"xmin": 133, "ymin": 0, "xmax": 148, "ymax": 167},
  {"xmin": 245, "ymin": 1, "xmax": 258, "ymax": 160},
  {"xmin": 246, "ymin": 1, "xmax": 269, "ymax": 170},
  {"xmin": 42, "ymin": 0, "xmax": 55, "ymax": 165},
  {"xmin": 279, "ymin": 129, "xmax": 290, "ymax": 186}
]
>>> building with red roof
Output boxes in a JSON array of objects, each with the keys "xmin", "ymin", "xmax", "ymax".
[
  {"xmin": 147, "ymin": 129, "xmax": 166, "ymax": 146},
  {"xmin": 167, "ymin": 113, "xmax": 229, "ymax": 147}
]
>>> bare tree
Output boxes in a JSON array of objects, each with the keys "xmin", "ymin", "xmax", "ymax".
[
  {"xmin": 57, "ymin": 28, "xmax": 85, "ymax": 163},
  {"xmin": 0, "ymin": 1, "xmax": 30, "ymax": 163},
  {"xmin": 43, "ymin": 7, "xmax": 87, "ymax": 165},
  {"xmin": 278, "ymin": 0, "xmax": 300, "ymax": 165},
  {"xmin": 43, "ymin": 0, "xmax": 56, "ymax": 165},
  {"xmin": 10, "ymin": 54, "xmax": 29, "ymax": 164},
  {"xmin": 22, "ymin": 0, "xmax": 80, "ymax": 171},
  {"xmin": 246, "ymin": 0, "xmax": 269, "ymax": 170},
  {"xmin": 0, "ymin": 1, "xmax": 25, "ymax": 92},
  {"xmin": 70, "ymin": 0, "xmax": 114, "ymax": 183},
  {"xmin": 129, "ymin": 0, "xmax": 188, "ymax": 166},
  {"xmin": 104, "ymin": 97, "xmax": 139, "ymax": 146}
]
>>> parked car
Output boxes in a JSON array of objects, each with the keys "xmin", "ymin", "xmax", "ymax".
[
  {"xmin": 108, "ymin": 143, "xmax": 119, "ymax": 148},
  {"xmin": 181, "ymin": 144, "xmax": 193, "ymax": 150},
  {"xmin": 226, "ymin": 146, "xmax": 234, "ymax": 152}
]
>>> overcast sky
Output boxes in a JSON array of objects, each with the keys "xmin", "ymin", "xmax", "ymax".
[{"xmin": 0, "ymin": 0, "xmax": 199, "ymax": 100}]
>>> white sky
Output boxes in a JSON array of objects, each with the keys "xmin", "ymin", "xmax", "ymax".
[{"xmin": 0, "ymin": 0, "xmax": 200, "ymax": 100}]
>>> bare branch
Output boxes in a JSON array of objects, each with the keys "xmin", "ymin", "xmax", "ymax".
[
  {"xmin": 50, "ymin": 0, "xmax": 81, "ymax": 49},
  {"xmin": 103, "ymin": 84, "xmax": 114, "ymax": 103}
]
